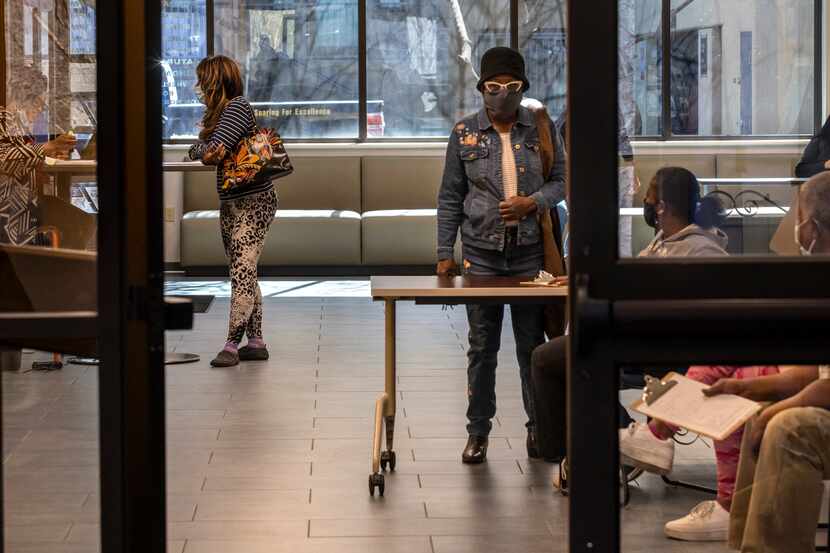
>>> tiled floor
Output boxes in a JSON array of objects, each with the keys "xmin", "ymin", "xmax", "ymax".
[{"xmin": 4, "ymin": 281, "xmax": 731, "ymax": 552}]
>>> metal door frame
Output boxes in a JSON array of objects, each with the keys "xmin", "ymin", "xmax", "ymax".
[{"xmin": 97, "ymin": 1, "xmax": 167, "ymax": 552}]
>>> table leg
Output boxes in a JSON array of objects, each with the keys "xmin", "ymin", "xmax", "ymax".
[
  {"xmin": 369, "ymin": 299, "xmax": 397, "ymax": 496},
  {"xmin": 56, "ymin": 174, "xmax": 73, "ymax": 203}
]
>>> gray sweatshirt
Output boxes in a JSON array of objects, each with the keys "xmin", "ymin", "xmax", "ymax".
[{"xmin": 638, "ymin": 224, "xmax": 729, "ymax": 258}]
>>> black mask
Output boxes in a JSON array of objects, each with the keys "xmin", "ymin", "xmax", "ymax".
[
  {"xmin": 483, "ymin": 90, "xmax": 523, "ymax": 121},
  {"xmin": 643, "ymin": 202, "xmax": 658, "ymax": 229}
]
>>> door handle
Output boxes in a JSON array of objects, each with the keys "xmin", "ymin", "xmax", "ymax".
[
  {"xmin": 613, "ymin": 298, "xmax": 830, "ymax": 339},
  {"xmin": 574, "ymin": 284, "xmax": 830, "ymax": 348}
]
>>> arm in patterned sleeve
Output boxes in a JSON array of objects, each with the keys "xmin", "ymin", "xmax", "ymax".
[{"xmin": 0, "ymin": 111, "xmax": 45, "ymax": 179}]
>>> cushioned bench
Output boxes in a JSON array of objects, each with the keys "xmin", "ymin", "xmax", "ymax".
[
  {"xmin": 360, "ymin": 157, "xmax": 447, "ymax": 266},
  {"xmin": 180, "ymin": 157, "xmax": 362, "ymax": 267},
  {"xmin": 182, "ymin": 209, "xmax": 362, "ymax": 266}
]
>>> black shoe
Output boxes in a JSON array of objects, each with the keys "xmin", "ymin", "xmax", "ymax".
[
  {"xmin": 210, "ymin": 349, "xmax": 239, "ymax": 367},
  {"xmin": 462, "ymin": 435, "xmax": 488, "ymax": 464},
  {"xmin": 526, "ymin": 430, "xmax": 540, "ymax": 459},
  {"xmin": 238, "ymin": 345, "xmax": 269, "ymax": 361}
]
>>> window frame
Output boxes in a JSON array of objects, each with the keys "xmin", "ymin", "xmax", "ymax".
[{"xmin": 165, "ymin": 0, "xmax": 824, "ymax": 144}]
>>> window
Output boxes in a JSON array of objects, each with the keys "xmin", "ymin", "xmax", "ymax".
[
  {"xmin": 518, "ymin": 1, "xmax": 567, "ymax": 122},
  {"xmin": 162, "ymin": 0, "xmax": 207, "ymax": 139},
  {"xmin": 669, "ymin": 0, "xmax": 816, "ymax": 137},
  {"xmin": 626, "ymin": 0, "xmax": 662, "ymax": 137},
  {"xmin": 6, "ymin": 0, "xmax": 97, "ymax": 140},
  {"xmin": 518, "ymin": 0, "xmax": 663, "ymax": 139},
  {"xmin": 366, "ymin": 0, "xmax": 509, "ymax": 138},
  {"xmin": 213, "ymin": 0, "xmax": 359, "ymax": 139},
  {"xmin": 70, "ymin": 0, "xmax": 96, "ymax": 56},
  {"xmin": 160, "ymin": 0, "xmax": 821, "ymax": 141}
]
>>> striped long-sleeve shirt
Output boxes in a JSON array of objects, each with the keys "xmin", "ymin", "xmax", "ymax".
[{"xmin": 188, "ymin": 96, "xmax": 273, "ymax": 202}]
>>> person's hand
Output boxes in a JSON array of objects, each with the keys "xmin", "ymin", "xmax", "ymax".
[
  {"xmin": 747, "ymin": 409, "xmax": 778, "ymax": 454},
  {"xmin": 703, "ymin": 378, "xmax": 763, "ymax": 400},
  {"xmin": 436, "ymin": 259, "xmax": 458, "ymax": 277},
  {"xmin": 43, "ymin": 134, "xmax": 77, "ymax": 160},
  {"xmin": 202, "ymin": 143, "xmax": 226, "ymax": 165},
  {"xmin": 499, "ymin": 196, "xmax": 537, "ymax": 223},
  {"xmin": 824, "ymin": 160, "xmax": 830, "ymax": 169},
  {"xmin": 703, "ymin": 378, "xmax": 765, "ymax": 401}
]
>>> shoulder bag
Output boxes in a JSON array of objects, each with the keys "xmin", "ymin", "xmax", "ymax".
[{"xmin": 221, "ymin": 104, "xmax": 293, "ymax": 192}]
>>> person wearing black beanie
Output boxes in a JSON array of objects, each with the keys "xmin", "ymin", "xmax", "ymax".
[{"xmin": 436, "ymin": 47, "xmax": 566, "ymax": 464}]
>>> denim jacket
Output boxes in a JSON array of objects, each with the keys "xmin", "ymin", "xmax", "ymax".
[{"xmin": 436, "ymin": 106, "xmax": 567, "ymax": 259}]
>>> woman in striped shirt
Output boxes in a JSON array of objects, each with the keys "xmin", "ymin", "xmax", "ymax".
[{"xmin": 189, "ymin": 55, "xmax": 278, "ymax": 368}]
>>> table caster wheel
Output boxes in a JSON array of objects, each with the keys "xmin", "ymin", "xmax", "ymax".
[
  {"xmin": 380, "ymin": 450, "xmax": 396, "ymax": 472},
  {"xmin": 369, "ymin": 473, "xmax": 385, "ymax": 497}
]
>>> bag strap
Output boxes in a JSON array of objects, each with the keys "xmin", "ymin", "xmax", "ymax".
[
  {"xmin": 526, "ymin": 103, "xmax": 565, "ymax": 277},
  {"xmin": 244, "ymin": 99, "xmax": 261, "ymax": 134},
  {"xmin": 529, "ymin": 104, "xmax": 556, "ymax": 178}
]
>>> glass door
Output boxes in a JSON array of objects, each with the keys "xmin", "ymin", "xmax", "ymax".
[
  {"xmin": 566, "ymin": 1, "xmax": 830, "ymax": 552},
  {"xmin": 1, "ymin": 1, "xmax": 173, "ymax": 551}
]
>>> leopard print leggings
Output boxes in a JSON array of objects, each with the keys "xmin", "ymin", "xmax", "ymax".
[{"xmin": 220, "ymin": 188, "xmax": 278, "ymax": 344}]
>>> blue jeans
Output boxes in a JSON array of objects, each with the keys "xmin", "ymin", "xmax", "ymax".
[{"xmin": 463, "ymin": 234, "xmax": 545, "ymax": 438}]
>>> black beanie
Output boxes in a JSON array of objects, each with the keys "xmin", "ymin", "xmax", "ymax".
[{"xmin": 477, "ymin": 47, "xmax": 530, "ymax": 92}]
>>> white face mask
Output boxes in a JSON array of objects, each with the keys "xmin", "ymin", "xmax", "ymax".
[{"xmin": 794, "ymin": 218, "xmax": 817, "ymax": 256}]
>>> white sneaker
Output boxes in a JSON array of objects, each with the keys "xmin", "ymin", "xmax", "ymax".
[
  {"xmin": 619, "ymin": 422, "xmax": 675, "ymax": 475},
  {"xmin": 664, "ymin": 500, "xmax": 729, "ymax": 541}
]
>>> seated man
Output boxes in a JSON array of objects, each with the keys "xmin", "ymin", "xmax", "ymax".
[
  {"xmin": 712, "ymin": 173, "xmax": 829, "ymax": 553},
  {"xmin": 530, "ymin": 166, "xmax": 727, "ymax": 473},
  {"xmin": 708, "ymin": 365, "xmax": 829, "ymax": 553}
]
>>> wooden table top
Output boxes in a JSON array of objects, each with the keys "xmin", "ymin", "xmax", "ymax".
[{"xmin": 370, "ymin": 275, "xmax": 568, "ymax": 299}]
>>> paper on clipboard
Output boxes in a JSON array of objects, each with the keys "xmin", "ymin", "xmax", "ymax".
[{"xmin": 631, "ymin": 372, "xmax": 762, "ymax": 441}]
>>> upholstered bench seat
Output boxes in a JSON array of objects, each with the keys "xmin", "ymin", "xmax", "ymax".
[
  {"xmin": 361, "ymin": 209, "xmax": 462, "ymax": 266},
  {"xmin": 361, "ymin": 209, "xmax": 437, "ymax": 266},
  {"xmin": 181, "ymin": 209, "xmax": 362, "ymax": 266}
]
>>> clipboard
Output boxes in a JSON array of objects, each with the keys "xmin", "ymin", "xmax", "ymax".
[{"xmin": 630, "ymin": 372, "xmax": 762, "ymax": 441}]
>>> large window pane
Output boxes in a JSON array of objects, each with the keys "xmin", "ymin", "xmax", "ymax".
[
  {"xmin": 520, "ymin": 0, "xmax": 662, "ymax": 138},
  {"xmin": 518, "ymin": 1, "xmax": 566, "ymax": 121},
  {"xmin": 366, "ymin": 0, "xmax": 509, "ymax": 138},
  {"xmin": 627, "ymin": 0, "xmax": 662, "ymax": 137},
  {"xmin": 670, "ymin": 0, "xmax": 815, "ymax": 136},
  {"xmin": 214, "ymin": 0, "xmax": 359, "ymax": 139},
  {"xmin": 162, "ymin": 0, "xmax": 207, "ymax": 140}
]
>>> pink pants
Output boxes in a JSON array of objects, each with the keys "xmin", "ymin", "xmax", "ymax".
[{"xmin": 649, "ymin": 365, "xmax": 779, "ymax": 510}]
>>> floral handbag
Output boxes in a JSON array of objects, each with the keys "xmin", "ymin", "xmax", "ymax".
[{"xmin": 221, "ymin": 126, "xmax": 293, "ymax": 191}]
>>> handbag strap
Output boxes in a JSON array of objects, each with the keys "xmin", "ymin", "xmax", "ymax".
[{"xmin": 529, "ymin": 105, "xmax": 556, "ymax": 178}]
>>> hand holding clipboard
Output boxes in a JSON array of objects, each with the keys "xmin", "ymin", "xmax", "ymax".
[{"xmin": 631, "ymin": 373, "xmax": 762, "ymax": 441}]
